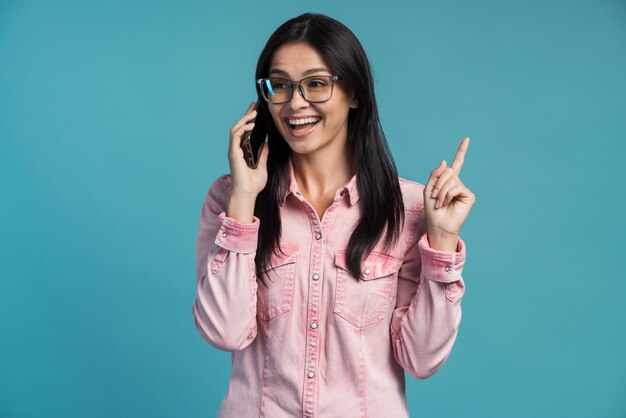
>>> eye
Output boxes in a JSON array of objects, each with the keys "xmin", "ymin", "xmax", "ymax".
[
  {"xmin": 270, "ymin": 79, "xmax": 290, "ymax": 90},
  {"xmin": 306, "ymin": 79, "xmax": 328, "ymax": 88}
]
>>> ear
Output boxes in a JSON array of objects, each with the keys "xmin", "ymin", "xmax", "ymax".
[{"xmin": 349, "ymin": 92, "xmax": 359, "ymax": 109}]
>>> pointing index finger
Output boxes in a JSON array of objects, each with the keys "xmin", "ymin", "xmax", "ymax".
[{"xmin": 450, "ymin": 137, "xmax": 470, "ymax": 175}]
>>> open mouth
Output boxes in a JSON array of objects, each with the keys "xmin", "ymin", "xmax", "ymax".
[{"xmin": 285, "ymin": 116, "xmax": 322, "ymax": 135}]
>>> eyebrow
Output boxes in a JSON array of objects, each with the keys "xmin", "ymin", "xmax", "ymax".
[{"xmin": 268, "ymin": 67, "xmax": 332, "ymax": 77}]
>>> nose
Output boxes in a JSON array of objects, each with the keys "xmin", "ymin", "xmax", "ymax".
[{"xmin": 288, "ymin": 84, "xmax": 310, "ymax": 109}]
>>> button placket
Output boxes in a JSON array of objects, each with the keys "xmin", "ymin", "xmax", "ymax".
[
  {"xmin": 303, "ymin": 204, "xmax": 324, "ymax": 417},
  {"xmin": 301, "ymin": 197, "xmax": 341, "ymax": 417}
]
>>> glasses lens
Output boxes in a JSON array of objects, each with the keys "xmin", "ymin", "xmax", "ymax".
[
  {"xmin": 262, "ymin": 78, "xmax": 292, "ymax": 103},
  {"xmin": 301, "ymin": 76, "xmax": 333, "ymax": 102},
  {"xmin": 260, "ymin": 76, "xmax": 335, "ymax": 103}
]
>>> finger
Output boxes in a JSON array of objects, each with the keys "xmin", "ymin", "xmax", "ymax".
[
  {"xmin": 425, "ymin": 160, "xmax": 447, "ymax": 193},
  {"xmin": 441, "ymin": 174, "xmax": 473, "ymax": 207},
  {"xmin": 230, "ymin": 102, "xmax": 257, "ymax": 134},
  {"xmin": 228, "ymin": 121, "xmax": 256, "ymax": 155},
  {"xmin": 453, "ymin": 183, "xmax": 476, "ymax": 206},
  {"xmin": 436, "ymin": 178, "xmax": 456, "ymax": 208},
  {"xmin": 233, "ymin": 121, "xmax": 256, "ymax": 143},
  {"xmin": 231, "ymin": 108, "xmax": 257, "ymax": 134},
  {"xmin": 450, "ymin": 137, "xmax": 470, "ymax": 175},
  {"xmin": 445, "ymin": 180, "xmax": 476, "ymax": 207},
  {"xmin": 431, "ymin": 167, "xmax": 455, "ymax": 199},
  {"xmin": 441, "ymin": 184, "xmax": 464, "ymax": 207}
]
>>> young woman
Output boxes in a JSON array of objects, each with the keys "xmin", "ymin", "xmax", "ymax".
[{"xmin": 194, "ymin": 13, "xmax": 475, "ymax": 418}]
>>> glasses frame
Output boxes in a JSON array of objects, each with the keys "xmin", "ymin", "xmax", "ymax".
[{"xmin": 257, "ymin": 75, "xmax": 340, "ymax": 104}]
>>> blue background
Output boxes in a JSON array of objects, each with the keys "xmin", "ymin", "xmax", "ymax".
[{"xmin": 1, "ymin": 1, "xmax": 625, "ymax": 417}]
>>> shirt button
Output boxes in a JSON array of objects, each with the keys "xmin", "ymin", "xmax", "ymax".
[
  {"xmin": 308, "ymin": 371, "xmax": 315, "ymax": 378},
  {"xmin": 444, "ymin": 265, "xmax": 452, "ymax": 272},
  {"xmin": 364, "ymin": 268, "xmax": 371, "ymax": 275},
  {"xmin": 221, "ymin": 232, "xmax": 227, "ymax": 238},
  {"xmin": 315, "ymin": 233, "xmax": 322, "ymax": 240},
  {"xmin": 310, "ymin": 322, "xmax": 318, "ymax": 329},
  {"xmin": 312, "ymin": 274, "xmax": 319, "ymax": 281}
]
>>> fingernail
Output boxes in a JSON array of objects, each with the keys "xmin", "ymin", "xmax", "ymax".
[{"xmin": 431, "ymin": 189, "xmax": 438, "ymax": 198}]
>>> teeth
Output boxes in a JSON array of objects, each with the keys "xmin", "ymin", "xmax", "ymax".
[{"xmin": 288, "ymin": 117, "xmax": 321, "ymax": 125}]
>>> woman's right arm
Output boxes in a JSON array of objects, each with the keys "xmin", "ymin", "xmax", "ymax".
[
  {"xmin": 193, "ymin": 175, "xmax": 260, "ymax": 352},
  {"xmin": 192, "ymin": 102, "xmax": 270, "ymax": 352}
]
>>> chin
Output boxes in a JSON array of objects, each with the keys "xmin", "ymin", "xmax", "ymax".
[{"xmin": 284, "ymin": 140, "xmax": 319, "ymax": 156}]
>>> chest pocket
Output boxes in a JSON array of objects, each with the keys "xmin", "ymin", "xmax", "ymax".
[
  {"xmin": 257, "ymin": 244, "xmax": 299, "ymax": 321},
  {"xmin": 334, "ymin": 250, "xmax": 402, "ymax": 328}
]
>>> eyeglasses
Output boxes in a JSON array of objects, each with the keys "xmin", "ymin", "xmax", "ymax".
[{"xmin": 257, "ymin": 75, "xmax": 340, "ymax": 104}]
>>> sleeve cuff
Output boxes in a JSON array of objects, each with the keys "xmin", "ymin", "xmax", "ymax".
[
  {"xmin": 214, "ymin": 211, "xmax": 260, "ymax": 254},
  {"xmin": 418, "ymin": 233, "xmax": 466, "ymax": 283}
]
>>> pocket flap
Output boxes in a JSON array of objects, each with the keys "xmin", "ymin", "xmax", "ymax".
[
  {"xmin": 334, "ymin": 250, "xmax": 402, "ymax": 280},
  {"xmin": 263, "ymin": 244, "xmax": 299, "ymax": 271}
]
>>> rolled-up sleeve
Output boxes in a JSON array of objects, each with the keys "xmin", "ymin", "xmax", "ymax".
[
  {"xmin": 214, "ymin": 212, "xmax": 260, "ymax": 254},
  {"xmin": 390, "ymin": 210, "xmax": 467, "ymax": 379},
  {"xmin": 193, "ymin": 175, "xmax": 260, "ymax": 352}
]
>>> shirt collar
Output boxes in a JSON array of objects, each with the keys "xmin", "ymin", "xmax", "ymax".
[{"xmin": 279, "ymin": 155, "xmax": 360, "ymax": 206}]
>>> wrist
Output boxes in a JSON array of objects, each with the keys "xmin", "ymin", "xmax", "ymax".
[
  {"xmin": 227, "ymin": 193, "xmax": 258, "ymax": 223},
  {"xmin": 427, "ymin": 231, "xmax": 459, "ymax": 252}
]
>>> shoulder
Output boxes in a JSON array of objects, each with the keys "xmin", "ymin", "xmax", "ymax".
[{"xmin": 398, "ymin": 177, "xmax": 425, "ymax": 213}]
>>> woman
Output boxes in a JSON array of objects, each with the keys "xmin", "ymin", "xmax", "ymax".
[{"xmin": 194, "ymin": 13, "xmax": 475, "ymax": 418}]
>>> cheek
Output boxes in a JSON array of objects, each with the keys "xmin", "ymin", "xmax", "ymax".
[{"xmin": 324, "ymin": 109, "xmax": 348, "ymax": 130}]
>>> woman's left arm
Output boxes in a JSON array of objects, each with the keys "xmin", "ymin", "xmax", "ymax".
[
  {"xmin": 390, "ymin": 137, "xmax": 475, "ymax": 379},
  {"xmin": 390, "ymin": 224, "xmax": 466, "ymax": 379}
]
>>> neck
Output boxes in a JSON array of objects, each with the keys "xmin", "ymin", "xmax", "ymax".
[{"xmin": 291, "ymin": 148, "xmax": 354, "ymax": 198}]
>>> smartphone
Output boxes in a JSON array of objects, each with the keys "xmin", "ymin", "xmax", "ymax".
[{"xmin": 241, "ymin": 102, "xmax": 268, "ymax": 169}]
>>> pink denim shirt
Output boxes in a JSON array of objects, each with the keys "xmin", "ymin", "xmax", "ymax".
[{"xmin": 194, "ymin": 157, "xmax": 467, "ymax": 418}]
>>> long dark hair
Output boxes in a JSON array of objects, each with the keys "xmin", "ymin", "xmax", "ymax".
[{"xmin": 254, "ymin": 13, "xmax": 404, "ymax": 282}]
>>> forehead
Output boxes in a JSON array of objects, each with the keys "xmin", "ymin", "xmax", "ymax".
[{"xmin": 269, "ymin": 43, "xmax": 331, "ymax": 78}]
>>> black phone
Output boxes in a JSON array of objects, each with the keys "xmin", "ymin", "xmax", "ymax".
[{"xmin": 241, "ymin": 102, "xmax": 268, "ymax": 169}]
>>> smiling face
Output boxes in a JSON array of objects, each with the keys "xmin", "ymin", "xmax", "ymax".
[{"xmin": 266, "ymin": 42, "xmax": 358, "ymax": 158}]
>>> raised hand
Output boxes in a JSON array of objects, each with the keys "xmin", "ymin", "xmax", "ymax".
[
  {"xmin": 423, "ymin": 137, "xmax": 476, "ymax": 250},
  {"xmin": 226, "ymin": 102, "xmax": 270, "ymax": 222}
]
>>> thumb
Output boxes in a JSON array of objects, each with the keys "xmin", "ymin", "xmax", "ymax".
[{"xmin": 425, "ymin": 160, "xmax": 447, "ymax": 193}]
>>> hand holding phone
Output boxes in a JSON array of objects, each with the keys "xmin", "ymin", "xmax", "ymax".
[
  {"xmin": 240, "ymin": 102, "xmax": 268, "ymax": 169},
  {"xmin": 226, "ymin": 102, "xmax": 270, "ymax": 211}
]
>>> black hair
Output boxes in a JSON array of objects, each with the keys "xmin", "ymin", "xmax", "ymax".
[{"xmin": 254, "ymin": 13, "xmax": 404, "ymax": 282}]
